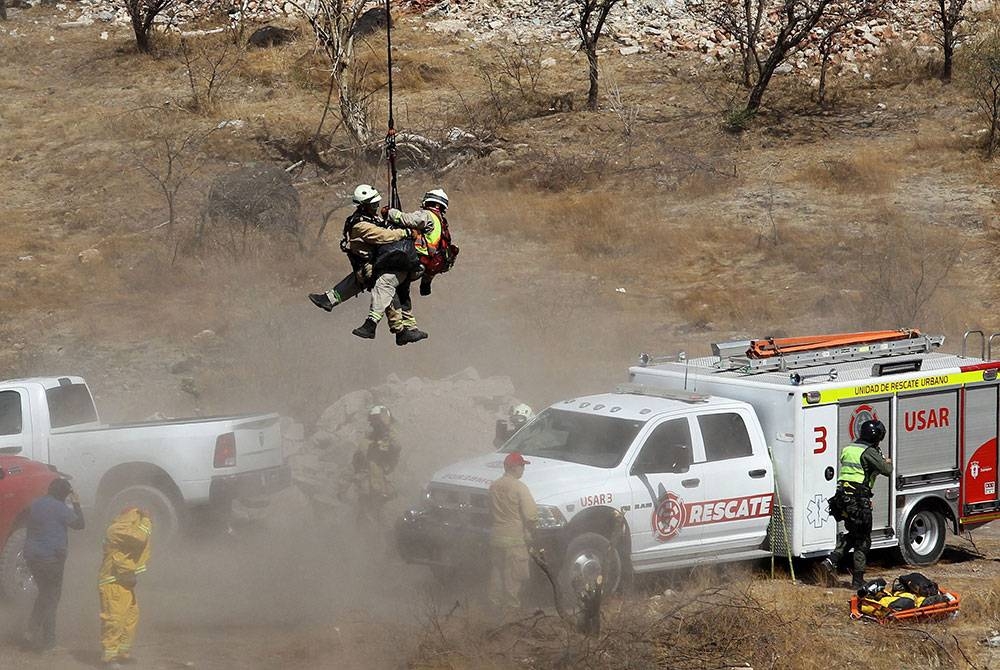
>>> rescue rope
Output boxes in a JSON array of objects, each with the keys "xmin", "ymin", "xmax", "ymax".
[{"xmin": 384, "ymin": 0, "xmax": 401, "ymax": 210}]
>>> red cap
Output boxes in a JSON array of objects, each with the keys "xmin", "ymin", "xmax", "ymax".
[{"xmin": 504, "ymin": 452, "xmax": 530, "ymax": 468}]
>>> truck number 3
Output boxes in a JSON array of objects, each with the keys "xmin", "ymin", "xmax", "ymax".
[{"xmin": 813, "ymin": 426, "xmax": 828, "ymax": 454}]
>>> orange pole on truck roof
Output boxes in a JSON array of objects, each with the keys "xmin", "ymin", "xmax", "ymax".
[{"xmin": 748, "ymin": 329, "xmax": 922, "ymax": 359}]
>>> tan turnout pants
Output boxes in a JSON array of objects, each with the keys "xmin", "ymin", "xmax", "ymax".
[
  {"xmin": 488, "ymin": 541, "xmax": 530, "ymax": 610},
  {"xmin": 325, "ymin": 271, "xmax": 416, "ymax": 331}
]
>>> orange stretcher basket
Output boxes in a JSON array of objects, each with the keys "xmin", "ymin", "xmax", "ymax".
[{"xmin": 850, "ymin": 591, "xmax": 961, "ymax": 623}]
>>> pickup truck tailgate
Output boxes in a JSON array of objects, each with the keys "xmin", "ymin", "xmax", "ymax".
[{"xmin": 230, "ymin": 415, "xmax": 284, "ymax": 473}]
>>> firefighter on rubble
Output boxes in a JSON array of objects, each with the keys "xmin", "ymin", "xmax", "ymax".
[
  {"xmin": 98, "ymin": 507, "xmax": 152, "ymax": 668},
  {"xmin": 308, "ymin": 184, "xmax": 430, "ymax": 346},
  {"xmin": 820, "ymin": 419, "xmax": 893, "ymax": 589},
  {"xmin": 488, "ymin": 452, "xmax": 538, "ymax": 611},
  {"xmin": 351, "ymin": 405, "xmax": 402, "ymax": 528}
]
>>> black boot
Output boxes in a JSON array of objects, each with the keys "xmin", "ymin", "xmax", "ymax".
[
  {"xmin": 352, "ymin": 318, "xmax": 378, "ymax": 339},
  {"xmin": 395, "ymin": 327, "xmax": 428, "ymax": 346},
  {"xmin": 309, "ymin": 293, "xmax": 334, "ymax": 312},
  {"xmin": 851, "ymin": 573, "xmax": 865, "ymax": 591}
]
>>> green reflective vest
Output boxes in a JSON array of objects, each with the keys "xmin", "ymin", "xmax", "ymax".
[{"xmin": 839, "ymin": 444, "xmax": 869, "ymax": 488}]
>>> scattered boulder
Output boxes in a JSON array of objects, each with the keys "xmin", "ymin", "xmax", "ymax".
[
  {"xmin": 247, "ymin": 25, "xmax": 298, "ymax": 48},
  {"xmin": 351, "ymin": 6, "xmax": 390, "ymax": 39},
  {"xmin": 78, "ymin": 248, "xmax": 102, "ymax": 264}
]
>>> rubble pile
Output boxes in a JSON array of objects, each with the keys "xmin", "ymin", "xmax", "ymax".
[{"xmin": 291, "ymin": 367, "xmax": 524, "ymax": 518}]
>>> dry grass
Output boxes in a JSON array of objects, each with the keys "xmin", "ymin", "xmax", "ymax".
[{"xmin": 800, "ymin": 148, "xmax": 901, "ymax": 194}]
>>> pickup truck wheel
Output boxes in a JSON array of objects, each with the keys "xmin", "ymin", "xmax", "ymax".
[
  {"xmin": 560, "ymin": 532, "xmax": 623, "ymax": 603},
  {"xmin": 106, "ymin": 485, "xmax": 180, "ymax": 542},
  {"xmin": 898, "ymin": 507, "xmax": 946, "ymax": 567},
  {"xmin": 0, "ymin": 526, "xmax": 36, "ymax": 604}
]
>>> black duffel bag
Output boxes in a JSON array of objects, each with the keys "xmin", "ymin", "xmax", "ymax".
[{"xmin": 371, "ymin": 236, "xmax": 420, "ymax": 275}]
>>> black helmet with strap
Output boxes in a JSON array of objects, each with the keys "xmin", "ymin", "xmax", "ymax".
[{"xmin": 859, "ymin": 419, "xmax": 886, "ymax": 447}]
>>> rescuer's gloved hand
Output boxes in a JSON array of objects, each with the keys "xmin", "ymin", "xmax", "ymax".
[
  {"xmin": 421, "ymin": 220, "xmax": 435, "ymax": 234},
  {"xmin": 380, "ymin": 206, "xmax": 390, "ymax": 220}
]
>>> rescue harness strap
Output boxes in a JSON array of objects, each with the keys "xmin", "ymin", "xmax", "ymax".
[{"xmin": 385, "ymin": 0, "xmax": 401, "ymax": 210}]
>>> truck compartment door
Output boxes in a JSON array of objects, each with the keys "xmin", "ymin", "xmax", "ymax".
[
  {"xmin": 962, "ymin": 385, "xmax": 999, "ymax": 517},
  {"xmin": 0, "ymin": 390, "xmax": 30, "ymax": 457},
  {"xmin": 626, "ymin": 417, "xmax": 707, "ymax": 566},
  {"xmin": 896, "ymin": 390, "xmax": 959, "ymax": 485},
  {"xmin": 697, "ymin": 411, "xmax": 774, "ymax": 553},
  {"xmin": 800, "ymin": 405, "xmax": 838, "ymax": 550},
  {"xmin": 838, "ymin": 399, "xmax": 892, "ymax": 533}
]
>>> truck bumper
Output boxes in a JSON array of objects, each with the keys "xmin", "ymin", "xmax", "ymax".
[
  {"xmin": 209, "ymin": 464, "xmax": 291, "ymax": 507},
  {"xmin": 395, "ymin": 506, "xmax": 566, "ymax": 569}
]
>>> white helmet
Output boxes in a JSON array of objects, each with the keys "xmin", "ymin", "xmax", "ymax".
[
  {"xmin": 369, "ymin": 404, "xmax": 390, "ymax": 419},
  {"xmin": 511, "ymin": 403, "xmax": 533, "ymax": 424},
  {"xmin": 421, "ymin": 188, "xmax": 449, "ymax": 212},
  {"xmin": 353, "ymin": 184, "xmax": 382, "ymax": 206}
]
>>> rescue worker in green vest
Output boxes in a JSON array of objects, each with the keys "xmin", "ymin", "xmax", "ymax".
[
  {"xmin": 820, "ymin": 419, "xmax": 893, "ymax": 589},
  {"xmin": 308, "ymin": 184, "xmax": 430, "ymax": 346},
  {"xmin": 382, "ymin": 188, "xmax": 452, "ymax": 298}
]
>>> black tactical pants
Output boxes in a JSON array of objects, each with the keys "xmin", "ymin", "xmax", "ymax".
[{"xmin": 829, "ymin": 494, "xmax": 873, "ymax": 577}]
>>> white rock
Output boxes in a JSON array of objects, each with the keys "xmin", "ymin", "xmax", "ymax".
[
  {"xmin": 78, "ymin": 248, "xmax": 102, "ymax": 264},
  {"xmin": 100, "ymin": 31, "xmax": 109, "ymax": 40},
  {"xmin": 619, "ymin": 45, "xmax": 641, "ymax": 56},
  {"xmin": 540, "ymin": 57, "xmax": 556, "ymax": 68}
]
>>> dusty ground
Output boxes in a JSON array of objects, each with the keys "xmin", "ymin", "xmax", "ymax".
[{"xmin": 2, "ymin": 3, "xmax": 1000, "ymax": 669}]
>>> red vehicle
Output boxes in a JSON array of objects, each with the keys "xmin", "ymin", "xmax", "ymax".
[{"xmin": 0, "ymin": 455, "xmax": 59, "ymax": 601}]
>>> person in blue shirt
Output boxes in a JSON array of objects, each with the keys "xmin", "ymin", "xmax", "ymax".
[{"xmin": 23, "ymin": 477, "xmax": 84, "ymax": 652}]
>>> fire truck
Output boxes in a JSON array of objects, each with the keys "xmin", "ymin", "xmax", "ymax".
[{"xmin": 397, "ymin": 329, "xmax": 1000, "ymax": 590}]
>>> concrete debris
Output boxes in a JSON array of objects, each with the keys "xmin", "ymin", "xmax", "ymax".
[{"xmin": 291, "ymin": 368, "xmax": 524, "ymax": 517}]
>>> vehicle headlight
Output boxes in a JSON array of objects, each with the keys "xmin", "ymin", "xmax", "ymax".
[{"xmin": 536, "ymin": 505, "xmax": 567, "ymax": 529}]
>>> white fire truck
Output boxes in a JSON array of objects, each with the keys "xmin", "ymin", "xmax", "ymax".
[{"xmin": 396, "ymin": 330, "xmax": 1000, "ymax": 589}]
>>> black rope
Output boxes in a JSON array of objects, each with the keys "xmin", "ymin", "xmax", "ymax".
[{"xmin": 385, "ymin": 0, "xmax": 401, "ymax": 210}]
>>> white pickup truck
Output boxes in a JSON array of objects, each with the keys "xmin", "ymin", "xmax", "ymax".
[
  {"xmin": 397, "ymin": 330, "xmax": 1000, "ymax": 592},
  {"xmin": 0, "ymin": 376, "xmax": 290, "ymax": 540}
]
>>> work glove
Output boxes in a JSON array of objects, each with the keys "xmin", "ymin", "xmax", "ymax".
[
  {"xmin": 421, "ymin": 220, "xmax": 435, "ymax": 234},
  {"xmin": 380, "ymin": 206, "xmax": 390, "ymax": 220}
]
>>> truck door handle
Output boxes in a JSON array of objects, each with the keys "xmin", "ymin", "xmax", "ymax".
[
  {"xmin": 749, "ymin": 469, "xmax": 767, "ymax": 478},
  {"xmin": 681, "ymin": 478, "xmax": 700, "ymax": 488}
]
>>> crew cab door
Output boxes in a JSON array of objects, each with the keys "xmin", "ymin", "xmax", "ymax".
[
  {"xmin": 0, "ymin": 389, "xmax": 31, "ymax": 458},
  {"xmin": 695, "ymin": 410, "xmax": 774, "ymax": 553},
  {"xmin": 626, "ymin": 416, "xmax": 710, "ymax": 567}
]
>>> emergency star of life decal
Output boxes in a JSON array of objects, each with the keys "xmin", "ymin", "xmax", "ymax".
[
  {"xmin": 653, "ymin": 492, "xmax": 775, "ymax": 542},
  {"xmin": 806, "ymin": 494, "xmax": 830, "ymax": 528}
]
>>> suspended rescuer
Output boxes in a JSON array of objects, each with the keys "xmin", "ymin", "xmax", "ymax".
[
  {"xmin": 488, "ymin": 452, "xmax": 538, "ymax": 610},
  {"xmin": 383, "ymin": 188, "xmax": 458, "ymax": 298},
  {"xmin": 22, "ymin": 478, "xmax": 85, "ymax": 653},
  {"xmin": 820, "ymin": 419, "xmax": 892, "ymax": 589},
  {"xmin": 494, "ymin": 403, "xmax": 534, "ymax": 448},
  {"xmin": 350, "ymin": 405, "xmax": 402, "ymax": 528},
  {"xmin": 99, "ymin": 507, "xmax": 152, "ymax": 668},
  {"xmin": 308, "ymin": 184, "xmax": 430, "ymax": 345}
]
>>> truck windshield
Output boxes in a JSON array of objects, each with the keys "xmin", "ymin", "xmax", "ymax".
[
  {"xmin": 500, "ymin": 408, "xmax": 644, "ymax": 468},
  {"xmin": 46, "ymin": 384, "xmax": 98, "ymax": 428}
]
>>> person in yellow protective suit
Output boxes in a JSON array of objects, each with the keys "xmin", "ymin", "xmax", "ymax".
[{"xmin": 98, "ymin": 508, "xmax": 151, "ymax": 667}]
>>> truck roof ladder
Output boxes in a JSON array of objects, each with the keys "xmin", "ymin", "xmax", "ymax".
[{"xmin": 713, "ymin": 329, "xmax": 945, "ymax": 374}]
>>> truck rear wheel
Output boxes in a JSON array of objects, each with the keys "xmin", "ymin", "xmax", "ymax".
[
  {"xmin": 560, "ymin": 532, "xmax": 623, "ymax": 603},
  {"xmin": 106, "ymin": 484, "xmax": 180, "ymax": 542},
  {"xmin": 898, "ymin": 507, "xmax": 946, "ymax": 566},
  {"xmin": 0, "ymin": 526, "xmax": 36, "ymax": 604}
]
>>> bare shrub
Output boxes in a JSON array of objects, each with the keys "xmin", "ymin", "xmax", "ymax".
[
  {"xmin": 861, "ymin": 219, "xmax": 963, "ymax": 327},
  {"xmin": 469, "ymin": 36, "xmax": 548, "ymax": 129},
  {"xmin": 962, "ymin": 18, "xmax": 1000, "ymax": 157},
  {"xmin": 200, "ymin": 163, "xmax": 303, "ymax": 257},
  {"xmin": 179, "ymin": 35, "xmax": 244, "ymax": 114},
  {"xmin": 294, "ymin": 0, "xmax": 376, "ymax": 146},
  {"xmin": 121, "ymin": 0, "xmax": 176, "ymax": 54}
]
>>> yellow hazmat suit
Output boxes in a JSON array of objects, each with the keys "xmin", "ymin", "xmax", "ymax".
[{"xmin": 98, "ymin": 508, "xmax": 151, "ymax": 663}]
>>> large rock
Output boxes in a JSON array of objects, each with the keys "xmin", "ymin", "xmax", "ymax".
[{"xmin": 291, "ymin": 368, "xmax": 525, "ymax": 519}]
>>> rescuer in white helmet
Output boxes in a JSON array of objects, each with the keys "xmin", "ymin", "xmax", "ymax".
[
  {"xmin": 308, "ymin": 184, "xmax": 431, "ymax": 345},
  {"xmin": 383, "ymin": 188, "xmax": 458, "ymax": 298}
]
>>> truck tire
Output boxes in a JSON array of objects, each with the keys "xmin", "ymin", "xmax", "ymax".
[
  {"xmin": 0, "ymin": 526, "xmax": 36, "ymax": 604},
  {"xmin": 560, "ymin": 532, "xmax": 623, "ymax": 602},
  {"xmin": 106, "ymin": 484, "xmax": 180, "ymax": 542},
  {"xmin": 898, "ymin": 507, "xmax": 946, "ymax": 566}
]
